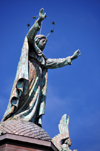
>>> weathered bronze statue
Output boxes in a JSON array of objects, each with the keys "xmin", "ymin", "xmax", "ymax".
[{"xmin": 2, "ymin": 8, "xmax": 80, "ymax": 127}]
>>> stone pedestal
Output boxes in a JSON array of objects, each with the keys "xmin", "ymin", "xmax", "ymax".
[{"xmin": 0, "ymin": 120, "xmax": 58, "ymax": 151}]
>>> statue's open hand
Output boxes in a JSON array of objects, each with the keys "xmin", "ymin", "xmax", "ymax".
[
  {"xmin": 39, "ymin": 8, "xmax": 46, "ymax": 22},
  {"xmin": 73, "ymin": 49, "xmax": 81, "ymax": 58},
  {"xmin": 71, "ymin": 49, "xmax": 81, "ymax": 60}
]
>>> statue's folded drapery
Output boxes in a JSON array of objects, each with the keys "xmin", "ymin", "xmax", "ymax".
[{"xmin": 2, "ymin": 20, "xmax": 71, "ymax": 126}]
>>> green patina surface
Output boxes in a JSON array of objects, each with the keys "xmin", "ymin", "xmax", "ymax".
[{"xmin": 1, "ymin": 8, "xmax": 80, "ymax": 128}]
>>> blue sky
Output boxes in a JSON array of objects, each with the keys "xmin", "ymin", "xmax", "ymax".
[{"xmin": 0, "ymin": 0, "xmax": 100, "ymax": 151}]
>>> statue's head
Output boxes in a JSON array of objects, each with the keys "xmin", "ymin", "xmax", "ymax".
[
  {"xmin": 64, "ymin": 138, "xmax": 72, "ymax": 147},
  {"xmin": 34, "ymin": 35, "xmax": 47, "ymax": 51}
]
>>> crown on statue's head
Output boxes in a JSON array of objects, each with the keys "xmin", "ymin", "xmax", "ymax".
[{"xmin": 27, "ymin": 16, "xmax": 55, "ymax": 38}]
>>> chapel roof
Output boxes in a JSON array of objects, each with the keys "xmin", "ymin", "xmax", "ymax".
[{"xmin": 0, "ymin": 120, "xmax": 51, "ymax": 141}]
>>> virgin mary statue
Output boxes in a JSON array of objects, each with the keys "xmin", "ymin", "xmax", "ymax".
[{"xmin": 2, "ymin": 8, "xmax": 80, "ymax": 127}]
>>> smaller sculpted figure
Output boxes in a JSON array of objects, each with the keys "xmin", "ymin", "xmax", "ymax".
[
  {"xmin": 52, "ymin": 114, "xmax": 77, "ymax": 151},
  {"xmin": 2, "ymin": 9, "xmax": 80, "ymax": 127}
]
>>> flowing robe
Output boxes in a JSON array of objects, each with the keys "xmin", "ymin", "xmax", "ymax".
[{"xmin": 2, "ymin": 21, "xmax": 71, "ymax": 126}]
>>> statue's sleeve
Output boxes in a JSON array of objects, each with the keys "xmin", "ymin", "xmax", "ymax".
[
  {"xmin": 27, "ymin": 21, "xmax": 41, "ymax": 43},
  {"xmin": 45, "ymin": 57, "xmax": 72, "ymax": 69}
]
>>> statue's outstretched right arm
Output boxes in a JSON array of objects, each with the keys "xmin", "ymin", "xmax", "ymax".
[{"xmin": 27, "ymin": 8, "xmax": 46, "ymax": 43}]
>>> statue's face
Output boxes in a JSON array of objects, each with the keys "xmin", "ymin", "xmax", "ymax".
[{"xmin": 38, "ymin": 38, "xmax": 47, "ymax": 51}]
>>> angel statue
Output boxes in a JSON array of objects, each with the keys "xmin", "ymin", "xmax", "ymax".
[
  {"xmin": 2, "ymin": 8, "xmax": 80, "ymax": 127},
  {"xmin": 52, "ymin": 114, "xmax": 77, "ymax": 151}
]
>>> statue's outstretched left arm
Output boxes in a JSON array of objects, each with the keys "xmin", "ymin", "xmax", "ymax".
[
  {"xmin": 70, "ymin": 49, "xmax": 81, "ymax": 61},
  {"xmin": 45, "ymin": 49, "xmax": 81, "ymax": 69}
]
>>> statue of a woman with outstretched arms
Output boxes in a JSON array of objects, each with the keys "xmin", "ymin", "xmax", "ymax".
[{"xmin": 2, "ymin": 8, "xmax": 80, "ymax": 127}]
